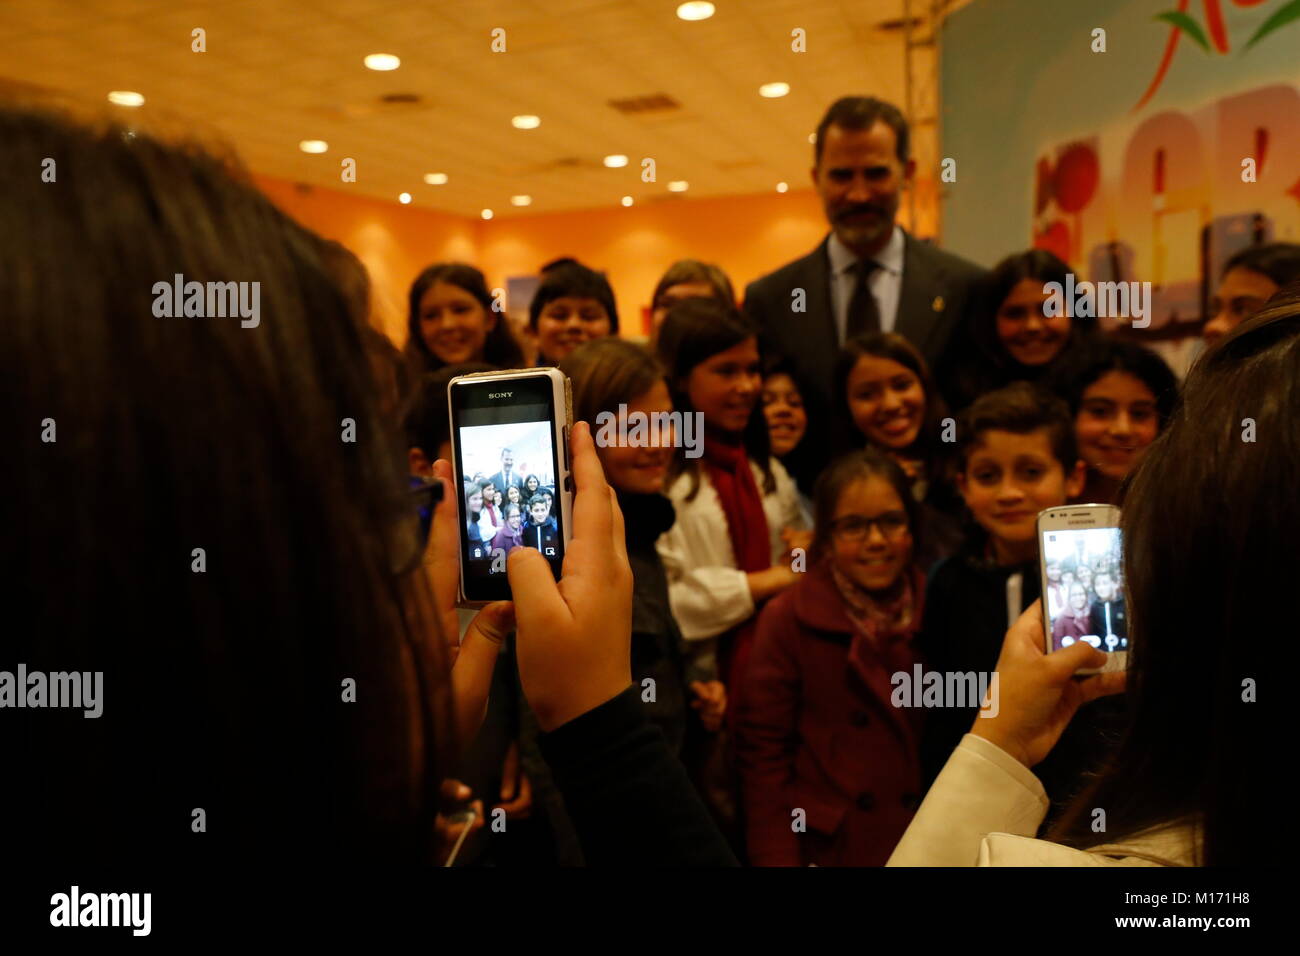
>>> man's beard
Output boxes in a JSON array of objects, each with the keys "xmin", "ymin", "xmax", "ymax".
[{"xmin": 832, "ymin": 201, "xmax": 897, "ymax": 249}]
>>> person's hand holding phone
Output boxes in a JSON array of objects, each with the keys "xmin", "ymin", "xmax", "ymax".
[
  {"xmin": 427, "ymin": 458, "xmax": 516, "ymax": 746},
  {"xmin": 508, "ymin": 421, "xmax": 634, "ymax": 732},
  {"xmin": 969, "ymin": 599, "xmax": 1127, "ymax": 768}
]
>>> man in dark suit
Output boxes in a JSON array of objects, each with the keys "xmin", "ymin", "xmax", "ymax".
[
  {"xmin": 1087, "ymin": 570, "xmax": 1128, "ymax": 648},
  {"xmin": 487, "ymin": 447, "xmax": 524, "ymax": 497},
  {"xmin": 743, "ymin": 96, "xmax": 986, "ymax": 489}
]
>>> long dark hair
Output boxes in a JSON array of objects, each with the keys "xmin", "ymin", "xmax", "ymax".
[
  {"xmin": 402, "ymin": 362, "xmax": 494, "ymax": 456},
  {"xmin": 655, "ymin": 297, "xmax": 774, "ymax": 498},
  {"xmin": 1, "ymin": 103, "xmax": 451, "ymax": 863},
  {"xmin": 1047, "ymin": 338, "xmax": 1179, "ymax": 429},
  {"xmin": 1048, "ymin": 290, "xmax": 1299, "ymax": 864},
  {"xmin": 832, "ymin": 332, "xmax": 949, "ymax": 485},
  {"xmin": 761, "ymin": 351, "xmax": 819, "ymax": 490},
  {"xmin": 952, "ymin": 250, "xmax": 1100, "ymax": 407},
  {"xmin": 404, "ymin": 262, "xmax": 523, "ymax": 374}
]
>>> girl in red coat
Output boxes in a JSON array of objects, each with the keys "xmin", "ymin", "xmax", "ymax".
[{"xmin": 736, "ymin": 448, "xmax": 926, "ymax": 866}]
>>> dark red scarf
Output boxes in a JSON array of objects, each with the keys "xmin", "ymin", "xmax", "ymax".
[{"xmin": 701, "ymin": 431, "xmax": 771, "ymax": 701}]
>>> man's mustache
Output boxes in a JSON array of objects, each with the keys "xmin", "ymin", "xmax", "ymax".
[{"xmin": 837, "ymin": 204, "xmax": 888, "ymax": 221}]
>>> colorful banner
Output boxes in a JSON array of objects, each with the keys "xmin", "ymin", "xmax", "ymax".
[{"xmin": 942, "ymin": 0, "xmax": 1300, "ymax": 342}]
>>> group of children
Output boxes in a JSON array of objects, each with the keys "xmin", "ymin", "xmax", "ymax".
[
  {"xmin": 462, "ymin": 468, "xmax": 559, "ymax": 560},
  {"xmin": 388, "ymin": 240, "xmax": 1299, "ymax": 866},
  {"xmin": 1045, "ymin": 552, "xmax": 1128, "ymax": 650},
  {"xmin": 9, "ymin": 102, "xmax": 1290, "ymax": 870}
]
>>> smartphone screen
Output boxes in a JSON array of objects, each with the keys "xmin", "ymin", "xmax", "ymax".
[
  {"xmin": 1040, "ymin": 523, "xmax": 1127, "ymax": 654},
  {"xmin": 450, "ymin": 373, "xmax": 567, "ymax": 602}
]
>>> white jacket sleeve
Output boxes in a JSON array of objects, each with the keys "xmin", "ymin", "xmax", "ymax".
[
  {"xmin": 657, "ymin": 516, "xmax": 754, "ymax": 641},
  {"xmin": 887, "ymin": 734, "xmax": 1049, "ymax": 866},
  {"xmin": 889, "ymin": 735, "xmax": 1193, "ymax": 867}
]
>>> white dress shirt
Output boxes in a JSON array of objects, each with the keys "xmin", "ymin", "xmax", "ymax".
[{"xmin": 827, "ymin": 225, "xmax": 906, "ymax": 343}]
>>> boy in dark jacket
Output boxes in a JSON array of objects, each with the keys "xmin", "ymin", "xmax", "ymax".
[
  {"xmin": 524, "ymin": 494, "xmax": 560, "ymax": 555},
  {"xmin": 917, "ymin": 384, "xmax": 1120, "ymax": 814}
]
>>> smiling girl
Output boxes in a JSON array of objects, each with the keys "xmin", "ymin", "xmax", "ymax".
[
  {"xmin": 489, "ymin": 502, "xmax": 524, "ymax": 556},
  {"xmin": 561, "ymin": 338, "xmax": 727, "ymax": 758},
  {"xmin": 404, "ymin": 263, "xmax": 523, "ymax": 377},
  {"xmin": 833, "ymin": 332, "xmax": 962, "ymax": 570},
  {"xmin": 833, "ymin": 333, "xmax": 947, "ymax": 489},
  {"xmin": 940, "ymin": 250, "xmax": 1099, "ymax": 413},
  {"xmin": 1050, "ymin": 339, "xmax": 1178, "ymax": 505},
  {"xmin": 737, "ymin": 449, "xmax": 927, "ymax": 866},
  {"xmin": 654, "ymin": 299, "xmax": 808, "ymax": 699}
]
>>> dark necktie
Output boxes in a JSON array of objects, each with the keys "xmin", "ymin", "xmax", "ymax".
[{"xmin": 845, "ymin": 258, "xmax": 881, "ymax": 342}]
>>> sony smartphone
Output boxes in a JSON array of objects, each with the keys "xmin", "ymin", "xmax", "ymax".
[
  {"xmin": 1036, "ymin": 503, "xmax": 1128, "ymax": 674},
  {"xmin": 448, "ymin": 367, "xmax": 574, "ymax": 606}
]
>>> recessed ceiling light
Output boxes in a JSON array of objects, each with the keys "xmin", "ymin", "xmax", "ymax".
[
  {"xmin": 364, "ymin": 53, "xmax": 401, "ymax": 71},
  {"xmin": 511, "ymin": 195, "xmax": 531, "ymax": 206},
  {"xmin": 760, "ymin": 82, "xmax": 790, "ymax": 98},
  {"xmin": 399, "ymin": 192, "xmax": 412, "ymax": 204},
  {"xmin": 677, "ymin": 2, "xmax": 715, "ymax": 21},
  {"xmin": 423, "ymin": 172, "xmax": 448, "ymax": 185},
  {"xmin": 299, "ymin": 140, "xmax": 328, "ymax": 154},
  {"xmin": 108, "ymin": 90, "xmax": 144, "ymax": 107},
  {"xmin": 512, "ymin": 115, "xmax": 540, "ymax": 130},
  {"xmin": 667, "ymin": 181, "xmax": 688, "ymax": 192},
  {"xmin": 621, "ymin": 196, "xmax": 634, "ymax": 207},
  {"xmin": 481, "ymin": 209, "xmax": 494, "ymax": 220},
  {"xmin": 776, "ymin": 182, "xmax": 788, "ymax": 193},
  {"xmin": 604, "ymin": 155, "xmax": 629, "ymax": 168}
]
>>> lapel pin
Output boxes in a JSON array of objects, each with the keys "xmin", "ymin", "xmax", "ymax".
[{"xmin": 932, "ymin": 295, "xmax": 945, "ymax": 312}]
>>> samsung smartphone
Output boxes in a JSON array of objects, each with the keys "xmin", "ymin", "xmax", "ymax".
[
  {"xmin": 1036, "ymin": 504, "xmax": 1128, "ymax": 674},
  {"xmin": 448, "ymin": 368, "xmax": 574, "ymax": 606}
]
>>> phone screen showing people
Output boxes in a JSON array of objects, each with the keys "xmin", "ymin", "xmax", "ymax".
[
  {"xmin": 1042, "ymin": 526, "xmax": 1126, "ymax": 654},
  {"xmin": 451, "ymin": 373, "xmax": 565, "ymax": 602}
]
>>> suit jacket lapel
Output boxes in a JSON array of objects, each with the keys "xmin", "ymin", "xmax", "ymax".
[
  {"xmin": 804, "ymin": 236, "xmax": 837, "ymax": 359},
  {"xmin": 896, "ymin": 232, "xmax": 947, "ymax": 354}
]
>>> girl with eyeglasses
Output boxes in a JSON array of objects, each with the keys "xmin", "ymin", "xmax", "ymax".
[{"xmin": 735, "ymin": 448, "xmax": 926, "ymax": 866}]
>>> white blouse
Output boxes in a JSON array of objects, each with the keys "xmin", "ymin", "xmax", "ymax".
[{"xmin": 656, "ymin": 456, "xmax": 805, "ymax": 649}]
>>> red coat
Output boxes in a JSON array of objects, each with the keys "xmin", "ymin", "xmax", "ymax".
[{"xmin": 735, "ymin": 560, "xmax": 926, "ymax": 866}]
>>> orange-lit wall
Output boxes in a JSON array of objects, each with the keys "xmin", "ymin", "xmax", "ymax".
[
  {"xmin": 255, "ymin": 173, "xmax": 940, "ymax": 345},
  {"xmin": 255, "ymin": 175, "xmax": 477, "ymax": 345}
]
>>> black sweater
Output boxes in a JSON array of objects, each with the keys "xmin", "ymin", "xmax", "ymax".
[
  {"xmin": 618, "ymin": 490, "xmax": 691, "ymax": 756},
  {"xmin": 917, "ymin": 535, "xmax": 1125, "ymax": 817},
  {"xmin": 917, "ymin": 538, "xmax": 1041, "ymax": 790},
  {"xmin": 539, "ymin": 685, "xmax": 738, "ymax": 866}
]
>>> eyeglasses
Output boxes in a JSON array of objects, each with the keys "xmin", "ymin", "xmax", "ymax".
[{"xmin": 829, "ymin": 511, "xmax": 909, "ymax": 542}]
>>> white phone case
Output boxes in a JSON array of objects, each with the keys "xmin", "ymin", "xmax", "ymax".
[{"xmin": 449, "ymin": 367, "xmax": 574, "ymax": 608}]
